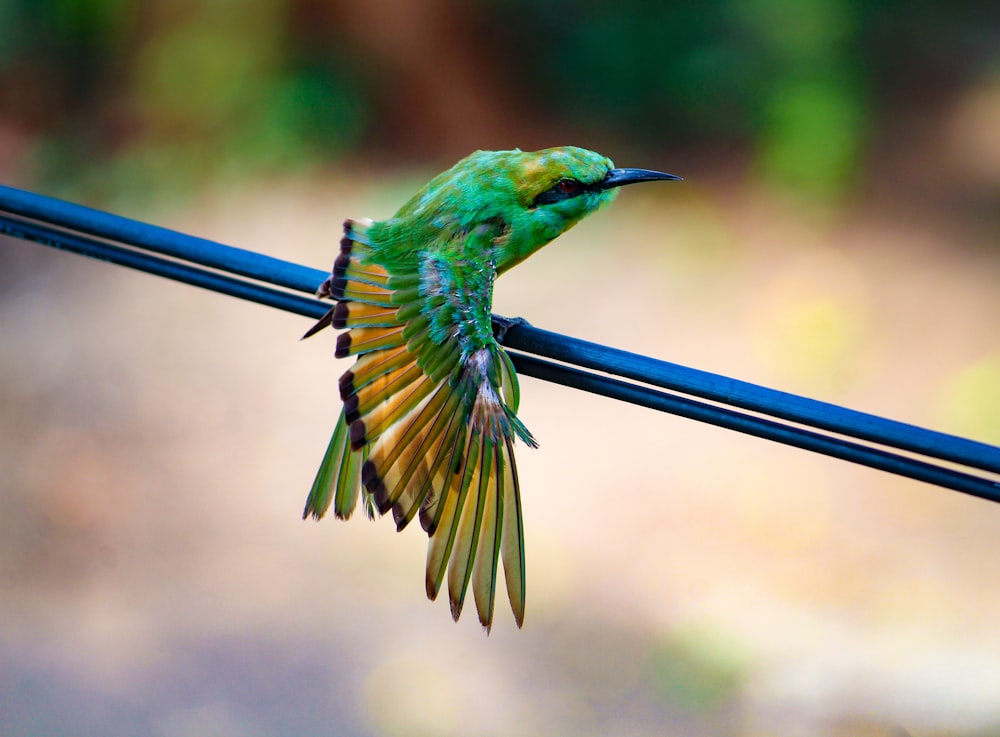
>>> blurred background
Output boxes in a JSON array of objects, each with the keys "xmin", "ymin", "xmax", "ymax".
[{"xmin": 2, "ymin": 1, "xmax": 1000, "ymax": 735}]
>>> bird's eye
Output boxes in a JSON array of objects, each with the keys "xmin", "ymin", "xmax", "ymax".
[{"xmin": 532, "ymin": 178, "xmax": 587, "ymax": 207}]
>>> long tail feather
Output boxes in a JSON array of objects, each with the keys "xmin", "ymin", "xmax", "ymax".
[
  {"xmin": 500, "ymin": 436, "xmax": 525, "ymax": 626},
  {"xmin": 471, "ymin": 443, "xmax": 503, "ymax": 630},
  {"xmin": 447, "ymin": 433, "xmax": 490, "ymax": 622},
  {"xmin": 425, "ymin": 431, "xmax": 477, "ymax": 602}
]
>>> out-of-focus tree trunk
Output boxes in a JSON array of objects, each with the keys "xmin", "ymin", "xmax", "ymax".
[{"xmin": 305, "ymin": 0, "xmax": 545, "ymax": 159}]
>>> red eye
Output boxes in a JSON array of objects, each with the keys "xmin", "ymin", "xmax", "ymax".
[{"xmin": 532, "ymin": 178, "xmax": 586, "ymax": 207}]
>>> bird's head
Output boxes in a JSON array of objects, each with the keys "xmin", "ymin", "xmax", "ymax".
[
  {"xmin": 491, "ymin": 146, "xmax": 681, "ymax": 271},
  {"xmin": 377, "ymin": 146, "xmax": 679, "ymax": 272}
]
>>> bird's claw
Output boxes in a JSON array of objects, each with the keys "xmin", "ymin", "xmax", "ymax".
[{"xmin": 492, "ymin": 314, "xmax": 531, "ymax": 343}]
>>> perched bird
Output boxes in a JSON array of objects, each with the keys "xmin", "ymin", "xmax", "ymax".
[{"xmin": 303, "ymin": 146, "xmax": 679, "ymax": 630}]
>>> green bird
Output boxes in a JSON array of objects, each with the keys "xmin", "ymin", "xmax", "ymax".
[{"xmin": 303, "ymin": 146, "xmax": 679, "ymax": 630}]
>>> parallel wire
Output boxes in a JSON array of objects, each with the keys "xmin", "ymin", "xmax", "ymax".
[
  {"xmin": 2, "ymin": 184, "xmax": 999, "ymax": 504},
  {"xmin": 504, "ymin": 325, "xmax": 1000, "ymax": 475},
  {"xmin": 508, "ymin": 352, "xmax": 1000, "ymax": 503}
]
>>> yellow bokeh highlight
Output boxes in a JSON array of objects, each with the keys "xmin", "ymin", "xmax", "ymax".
[
  {"xmin": 937, "ymin": 355, "xmax": 1000, "ymax": 445},
  {"xmin": 363, "ymin": 652, "xmax": 459, "ymax": 737},
  {"xmin": 748, "ymin": 247, "xmax": 870, "ymax": 393}
]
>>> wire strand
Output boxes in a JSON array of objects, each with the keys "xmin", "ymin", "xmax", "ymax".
[{"xmin": 2, "ymin": 184, "xmax": 998, "ymax": 504}]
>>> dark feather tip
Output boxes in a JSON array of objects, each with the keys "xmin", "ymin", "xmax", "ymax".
[
  {"xmin": 333, "ymin": 252, "xmax": 350, "ymax": 278},
  {"xmin": 334, "ymin": 332, "xmax": 352, "ymax": 358},
  {"xmin": 331, "ymin": 301, "xmax": 351, "ymax": 329},
  {"xmin": 361, "ymin": 460, "xmax": 379, "ymax": 488},
  {"xmin": 343, "ymin": 394, "xmax": 360, "ymax": 424},
  {"xmin": 329, "ymin": 281, "xmax": 346, "ymax": 301},
  {"xmin": 360, "ymin": 462, "xmax": 390, "ymax": 514},
  {"xmin": 339, "ymin": 229, "xmax": 353, "ymax": 252},
  {"xmin": 349, "ymin": 420, "xmax": 367, "ymax": 450},
  {"xmin": 419, "ymin": 506, "xmax": 436, "ymax": 535},
  {"xmin": 338, "ymin": 371, "xmax": 355, "ymax": 400}
]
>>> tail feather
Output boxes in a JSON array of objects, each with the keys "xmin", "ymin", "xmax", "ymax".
[
  {"xmin": 500, "ymin": 437, "xmax": 525, "ymax": 626},
  {"xmin": 424, "ymin": 466, "xmax": 461, "ymax": 600},
  {"xmin": 447, "ymin": 434, "xmax": 490, "ymax": 621},
  {"xmin": 425, "ymin": 432, "xmax": 478, "ymax": 605},
  {"xmin": 472, "ymin": 443, "xmax": 503, "ymax": 631}
]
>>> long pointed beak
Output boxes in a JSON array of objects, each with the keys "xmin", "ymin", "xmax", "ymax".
[{"xmin": 598, "ymin": 168, "xmax": 682, "ymax": 190}]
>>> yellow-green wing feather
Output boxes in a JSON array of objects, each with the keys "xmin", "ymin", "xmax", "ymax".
[{"xmin": 304, "ymin": 218, "xmax": 532, "ymax": 628}]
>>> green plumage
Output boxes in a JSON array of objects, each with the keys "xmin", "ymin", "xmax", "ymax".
[{"xmin": 303, "ymin": 147, "xmax": 679, "ymax": 630}]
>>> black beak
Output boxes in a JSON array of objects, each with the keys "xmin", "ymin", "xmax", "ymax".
[{"xmin": 598, "ymin": 168, "xmax": 682, "ymax": 190}]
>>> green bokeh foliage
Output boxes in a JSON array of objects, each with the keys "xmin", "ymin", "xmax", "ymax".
[{"xmin": 1, "ymin": 0, "xmax": 996, "ymax": 204}]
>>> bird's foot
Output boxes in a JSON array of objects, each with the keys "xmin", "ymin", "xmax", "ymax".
[{"xmin": 492, "ymin": 314, "xmax": 531, "ymax": 343}]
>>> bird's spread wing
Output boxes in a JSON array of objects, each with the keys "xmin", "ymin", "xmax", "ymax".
[{"xmin": 304, "ymin": 219, "xmax": 535, "ymax": 629}]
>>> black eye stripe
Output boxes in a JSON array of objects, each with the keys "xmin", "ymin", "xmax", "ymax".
[{"xmin": 531, "ymin": 178, "xmax": 593, "ymax": 207}]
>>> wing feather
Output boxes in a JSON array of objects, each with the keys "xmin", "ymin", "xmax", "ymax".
[
  {"xmin": 340, "ymin": 345, "xmax": 411, "ymax": 398},
  {"xmin": 363, "ymin": 384, "xmax": 452, "ymax": 513},
  {"xmin": 332, "ymin": 301, "xmax": 399, "ymax": 330},
  {"xmin": 305, "ymin": 217, "xmax": 534, "ymax": 628}
]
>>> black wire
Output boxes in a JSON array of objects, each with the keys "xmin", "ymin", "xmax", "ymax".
[
  {"xmin": 0, "ymin": 212, "xmax": 324, "ymax": 318},
  {"xmin": 502, "ymin": 324, "xmax": 1000, "ymax": 476},
  {"xmin": 2, "ymin": 184, "xmax": 999, "ymax": 504},
  {"xmin": 0, "ymin": 184, "xmax": 322, "ymax": 294},
  {"xmin": 508, "ymin": 352, "xmax": 1000, "ymax": 504},
  {"xmin": 3, "ymin": 184, "xmax": 998, "ymax": 475}
]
